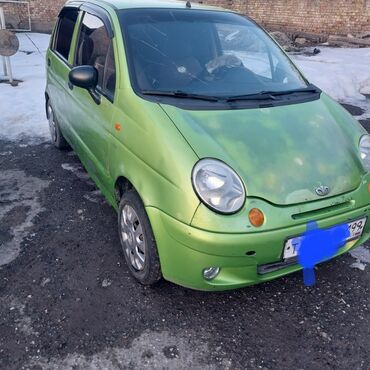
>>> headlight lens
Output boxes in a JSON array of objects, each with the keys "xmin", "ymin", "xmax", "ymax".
[
  {"xmin": 192, "ymin": 159, "xmax": 246, "ymax": 214},
  {"xmin": 359, "ymin": 135, "xmax": 370, "ymax": 171}
]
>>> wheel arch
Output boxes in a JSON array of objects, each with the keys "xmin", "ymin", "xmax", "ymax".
[{"xmin": 114, "ymin": 176, "xmax": 135, "ymax": 204}]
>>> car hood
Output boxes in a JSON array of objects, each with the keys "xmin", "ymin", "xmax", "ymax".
[{"xmin": 160, "ymin": 95, "xmax": 365, "ymax": 206}]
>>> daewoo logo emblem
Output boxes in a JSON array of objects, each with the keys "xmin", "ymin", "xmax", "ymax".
[{"xmin": 315, "ymin": 185, "xmax": 330, "ymax": 196}]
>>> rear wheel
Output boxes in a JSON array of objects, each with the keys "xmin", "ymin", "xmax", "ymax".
[
  {"xmin": 47, "ymin": 102, "xmax": 69, "ymax": 149},
  {"xmin": 118, "ymin": 190, "xmax": 162, "ymax": 285}
]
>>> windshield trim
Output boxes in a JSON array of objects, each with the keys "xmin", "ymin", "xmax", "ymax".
[
  {"xmin": 225, "ymin": 84, "xmax": 321, "ymax": 102},
  {"xmin": 140, "ymin": 90, "xmax": 322, "ymax": 111}
]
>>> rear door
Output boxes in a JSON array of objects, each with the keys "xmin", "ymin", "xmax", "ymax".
[
  {"xmin": 67, "ymin": 7, "xmax": 117, "ymax": 195},
  {"xmin": 47, "ymin": 6, "xmax": 80, "ymax": 141}
]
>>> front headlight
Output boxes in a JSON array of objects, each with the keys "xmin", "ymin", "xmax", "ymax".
[
  {"xmin": 192, "ymin": 159, "xmax": 246, "ymax": 214},
  {"xmin": 359, "ymin": 135, "xmax": 370, "ymax": 171}
]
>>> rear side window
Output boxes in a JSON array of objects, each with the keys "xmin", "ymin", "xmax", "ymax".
[
  {"xmin": 75, "ymin": 13, "xmax": 116, "ymax": 99},
  {"xmin": 53, "ymin": 8, "xmax": 79, "ymax": 61}
]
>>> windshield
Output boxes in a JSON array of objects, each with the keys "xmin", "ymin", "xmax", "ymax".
[{"xmin": 119, "ymin": 9, "xmax": 308, "ymax": 98}]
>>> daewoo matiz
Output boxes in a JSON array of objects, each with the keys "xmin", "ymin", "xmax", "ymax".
[{"xmin": 46, "ymin": 0, "xmax": 370, "ymax": 290}]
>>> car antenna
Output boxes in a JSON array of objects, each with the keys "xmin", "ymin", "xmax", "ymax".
[{"xmin": 186, "ymin": 1, "xmax": 192, "ymax": 8}]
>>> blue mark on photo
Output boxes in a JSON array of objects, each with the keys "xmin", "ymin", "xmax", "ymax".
[{"xmin": 298, "ymin": 221, "xmax": 349, "ymax": 286}]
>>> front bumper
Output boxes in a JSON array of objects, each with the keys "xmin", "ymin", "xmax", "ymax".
[{"xmin": 147, "ymin": 204, "xmax": 370, "ymax": 291}]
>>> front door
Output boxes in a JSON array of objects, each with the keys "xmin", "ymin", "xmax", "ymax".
[{"xmin": 67, "ymin": 11, "xmax": 117, "ymax": 195}]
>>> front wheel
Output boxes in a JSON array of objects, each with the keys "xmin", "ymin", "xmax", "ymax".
[{"xmin": 118, "ymin": 190, "xmax": 162, "ymax": 285}]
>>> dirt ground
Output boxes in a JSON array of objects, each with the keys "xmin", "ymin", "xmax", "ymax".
[{"xmin": 0, "ymin": 105, "xmax": 369, "ymax": 370}]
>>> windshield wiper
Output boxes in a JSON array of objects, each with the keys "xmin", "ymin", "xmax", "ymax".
[
  {"xmin": 141, "ymin": 90, "xmax": 220, "ymax": 102},
  {"xmin": 225, "ymin": 85, "xmax": 320, "ymax": 102}
]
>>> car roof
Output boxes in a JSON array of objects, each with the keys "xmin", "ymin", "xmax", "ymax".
[{"xmin": 69, "ymin": 0, "xmax": 227, "ymax": 11}]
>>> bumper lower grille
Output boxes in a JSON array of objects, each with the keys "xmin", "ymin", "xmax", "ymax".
[{"xmin": 257, "ymin": 257, "xmax": 298, "ymax": 275}]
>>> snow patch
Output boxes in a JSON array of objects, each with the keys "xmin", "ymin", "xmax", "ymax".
[
  {"xmin": 9, "ymin": 297, "xmax": 37, "ymax": 336},
  {"xmin": 0, "ymin": 170, "xmax": 49, "ymax": 266},
  {"xmin": 40, "ymin": 277, "xmax": 51, "ymax": 287},
  {"xmin": 360, "ymin": 77, "xmax": 370, "ymax": 96},
  {"xmin": 349, "ymin": 245, "xmax": 370, "ymax": 270},
  {"xmin": 0, "ymin": 296, "xmax": 38, "ymax": 337},
  {"xmin": 61, "ymin": 163, "xmax": 91, "ymax": 181},
  {"xmin": 83, "ymin": 190, "xmax": 104, "ymax": 204},
  {"xmin": 0, "ymin": 33, "xmax": 51, "ymax": 144},
  {"xmin": 61, "ymin": 163, "xmax": 106, "ymax": 203},
  {"xmin": 292, "ymin": 47, "xmax": 370, "ymax": 116},
  {"xmin": 0, "ymin": 151, "xmax": 13, "ymax": 156},
  {"xmin": 101, "ymin": 278, "xmax": 112, "ymax": 288},
  {"xmin": 27, "ymin": 330, "xmax": 216, "ymax": 370}
]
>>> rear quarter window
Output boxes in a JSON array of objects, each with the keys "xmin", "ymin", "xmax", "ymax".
[{"xmin": 53, "ymin": 8, "xmax": 79, "ymax": 61}]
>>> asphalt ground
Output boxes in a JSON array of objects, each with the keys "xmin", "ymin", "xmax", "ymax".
[{"xmin": 0, "ymin": 104, "xmax": 369, "ymax": 370}]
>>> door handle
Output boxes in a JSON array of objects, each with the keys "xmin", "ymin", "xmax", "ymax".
[
  {"xmin": 47, "ymin": 58, "xmax": 51, "ymax": 67},
  {"xmin": 68, "ymin": 81, "xmax": 74, "ymax": 90}
]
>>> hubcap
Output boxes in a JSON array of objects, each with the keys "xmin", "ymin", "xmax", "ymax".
[
  {"xmin": 120, "ymin": 205, "xmax": 146, "ymax": 271},
  {"xmin": 47, "ymin": 105, "xmax": 57, "ymax": 143}
]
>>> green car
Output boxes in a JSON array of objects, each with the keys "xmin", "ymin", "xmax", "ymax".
[{"xmin": 46, "ymin": 0, "xmax": 370, "ymax": 291}]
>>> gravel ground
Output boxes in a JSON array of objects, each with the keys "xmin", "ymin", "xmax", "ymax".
[{"xmin": 0, "ymin": 105, "xmax": 369, "ymax": 370}]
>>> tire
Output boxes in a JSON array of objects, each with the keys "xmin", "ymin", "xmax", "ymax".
[
  {"xmin": 118, "ymin": 189, "xmax": 162, "ymax": 285},
  {"xmin": 47, "ymin": 102, "xmax": 69, "ymax": 149}
]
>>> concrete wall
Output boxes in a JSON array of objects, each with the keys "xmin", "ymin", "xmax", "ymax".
[
  {"xmin": 204, "ymin": 0, "xmax": 370, "ymax": 35},
  {"xmin": 28, "ymin": 0, "xmax": 65, "ymax": 32},
  {"xmin": 0, "ymin": 0, "xmax": 65, "ymax": 32}
]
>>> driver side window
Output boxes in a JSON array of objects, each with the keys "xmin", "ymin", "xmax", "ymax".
[{"xmin": 75, "ymin": 12, "xmax": 116, "ymax": 100}]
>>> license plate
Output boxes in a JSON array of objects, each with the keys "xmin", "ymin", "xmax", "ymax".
[{"xmin": 283, "ymin": 217, "xmax": 367, "ymax": 260}]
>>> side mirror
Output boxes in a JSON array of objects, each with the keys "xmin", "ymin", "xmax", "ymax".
[{"xmin": 69, "ymin": 66, "xmax": 101, "ymax": 105}]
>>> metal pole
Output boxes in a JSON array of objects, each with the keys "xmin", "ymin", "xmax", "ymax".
[
  {"xmin": 4, "ymin": 56, "xmax": 13, "ymax": 83},
  {"xmin": 0, "ymin": 7, "xmax": 7, "ymax": 77},
  {"xmin": 2, "ymin": 55, "xmax": 6, "ymax": 78},
  {"xmin": 0, "ymin": 8, "xmax": 5, "ymax": 29}
]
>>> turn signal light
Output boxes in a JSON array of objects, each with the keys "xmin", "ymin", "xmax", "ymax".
[
  {"xmin": 368, "ymin": 183, "xmax": 370, "ymax": 193},
  {"xmin": 248, "ymin": 208, "xmax": 265, "ymax": 227}
]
